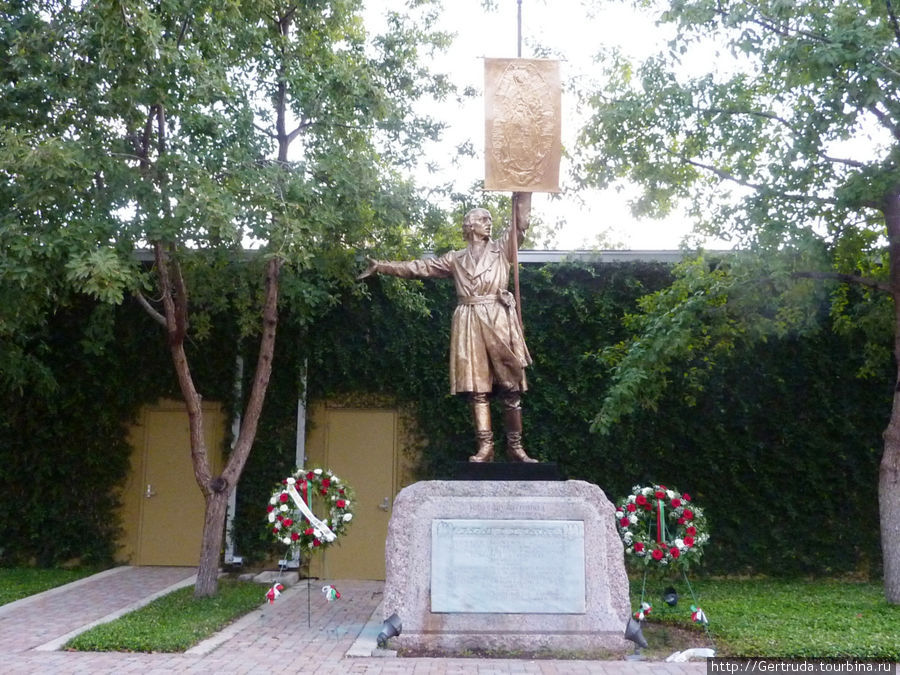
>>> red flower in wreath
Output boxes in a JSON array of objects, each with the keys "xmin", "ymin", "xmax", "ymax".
[{"xmin": 652, "ymin": 549, "xmax": 664, "ymax": 561}]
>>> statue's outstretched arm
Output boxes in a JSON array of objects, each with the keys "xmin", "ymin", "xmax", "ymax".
[{"xmin": 357, "ymin": 254, "xmax": 454, "ymax": 280}]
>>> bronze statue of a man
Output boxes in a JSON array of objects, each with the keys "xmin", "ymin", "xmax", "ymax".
[{"xmin": 359, "ymin": 193, "xmax": 536, "ymax": 463}]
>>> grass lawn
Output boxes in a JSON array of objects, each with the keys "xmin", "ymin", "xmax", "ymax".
[
  {"xmin": 64, "ymin": 579, "xmax": 265, "ymax": 652},
  {"xmin": 632, "ymin": 577, "xmax": 900, "ymax": 659},
  {"xmin": 0, "ymin": 567, "xmax": 99, "ymax": 607}
]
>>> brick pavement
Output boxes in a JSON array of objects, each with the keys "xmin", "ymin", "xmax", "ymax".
[{"xmin": 0, "ymin": 568, "xmax": 711, "ymax": 674}]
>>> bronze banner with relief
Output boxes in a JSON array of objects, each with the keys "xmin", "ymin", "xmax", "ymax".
[{"xmin": 484, "ymin": 58, "xmax": 561, "ymax": 193}]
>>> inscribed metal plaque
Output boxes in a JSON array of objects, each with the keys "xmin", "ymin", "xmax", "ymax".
[
  {"xmin": 484, "ymin": 58, "xmax": 561, "ymax": 193},
  {"xmin": 431, "ymin": 519, "xmax": 585, "ymax": 614}
]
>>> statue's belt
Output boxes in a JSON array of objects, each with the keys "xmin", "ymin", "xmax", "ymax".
[{"xmin": 458, "ymin": 291, "xmax": 515, "ymax": 308}]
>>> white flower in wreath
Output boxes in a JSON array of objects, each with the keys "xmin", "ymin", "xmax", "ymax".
[
  {"xmin": 268, "ymin": 512, "xmax": 276, "ymax": 523},
  {"xmin": 282, "ymin": 537, "xmax": 291, "ymax": 545},
  {"xmin": 343, "ymin": 513, "xmax": 353, "ymax": 522},
  {"xmin": 626, "ymin": 495, "xmax": 636, "ymax": 503},
  {"xmin": 623, "ymin": 531, "xmax": 634, "ymax": 543},
  {"xmin": 616, "ymin": 510, "xmax": 624, "ymax": 519},
  {"xmin": 642, "ymin": 487, "xmax": 652, "ymax": 495},
  {"xmin": 628, "ymin": 514, "xmax": 638, "ymax": 525},
  {"xmin": 286, "ymin": 477, "xmax": 296, "ymax": 485},
  {"xmin": 674, "ymin": 538, "xmax": 685, "ymax": 549},
  {"xmin": 667, "ymin": 489, "xmax": 675, "ymax": 499},
  {"xmin": 314, "ymin": 468, "xmax": 323, "ymax": 475},
  {"xmin": 280, "ymin": 504, "xmax": 288, "ymax": 512}
]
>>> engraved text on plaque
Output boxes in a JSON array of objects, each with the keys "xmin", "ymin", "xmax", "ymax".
[{"xmin": 431, "ymin": 519, "xmax": 585, "ymax": 614}]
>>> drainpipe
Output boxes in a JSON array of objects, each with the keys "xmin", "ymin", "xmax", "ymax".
[
  {"xmin": 282, "ymin": 359, "xmax": 308, "ymax": 569},
  {"xmin": 296, "ymin": 358, "xmax": 308, "ymax": 467},
  {"xmin": 224, "ymin": 355, "xmax": 244, "ymax": 566}
]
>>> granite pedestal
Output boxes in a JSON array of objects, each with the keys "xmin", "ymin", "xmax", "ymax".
[{"xmin": 382, "ymin": 479, "xmax": 630, "ymax": 656}]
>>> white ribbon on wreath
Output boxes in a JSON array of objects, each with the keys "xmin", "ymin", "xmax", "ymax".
[{"xmin": 286, "ymin": 482, "xmax": 336, "ymax": 543}]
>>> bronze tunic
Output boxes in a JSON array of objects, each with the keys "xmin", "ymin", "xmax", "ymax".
[{"xmin": 376, "ymin": 227, "xmax": 531, "ymax": 394}]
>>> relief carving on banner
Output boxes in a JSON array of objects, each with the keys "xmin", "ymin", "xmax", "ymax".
[{"xmin": 484, "ymin": 58, "xmax": 561, "ymax": 193}]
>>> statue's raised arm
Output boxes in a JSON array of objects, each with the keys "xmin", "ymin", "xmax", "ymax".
[{"xmin": 357, "ymin": 194, "xmax": 537, "ymax": 464}]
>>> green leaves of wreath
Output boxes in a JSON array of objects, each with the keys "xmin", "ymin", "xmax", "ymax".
[
  {"xmin": 615, "ymin": 484, "xmax": 709, "ymax": 570},
  {"xmin": 267, "ymin": 468, "xmax": 355, "ymax": 553}
]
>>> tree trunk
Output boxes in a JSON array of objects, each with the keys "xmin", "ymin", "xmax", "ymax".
[
  {"xmin": 881, "ymin": 189, "xmax": 900, "ymax": 604},
  {"xmin": 193, "ymin": 257, "xmax": 283, "ymax": 598},
  {"xmin": 195, "ymin": 490, "xmax": 230, "ymax": 597}
]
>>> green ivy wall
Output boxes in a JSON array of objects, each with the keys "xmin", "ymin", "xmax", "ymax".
[{"xmin": 0, "ymin": 260, "xmax": 889, "ymax": 576}]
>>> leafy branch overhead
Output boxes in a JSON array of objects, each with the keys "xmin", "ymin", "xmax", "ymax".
[
  {"xmin": 0, "ymin": 0, "xmax": 457, "ymax": 596},
  {"xmin": 578, "ymin": 1, "xmax": 898, "ymax": 250},
  {"xmin": 577, "ymin": 0, "xmax": 900, "ymax": 602}
]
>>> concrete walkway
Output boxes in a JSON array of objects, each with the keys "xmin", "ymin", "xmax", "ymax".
[{"xmin": 0, "ymin": 567, "xmax": 710, "ymax": 674}]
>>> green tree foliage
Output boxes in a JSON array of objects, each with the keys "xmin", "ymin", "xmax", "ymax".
[
  {"xmin": 1, "ymin": 0, "xmax": 455, "ymax": 593},
  {"xmin": 576, "ymin": 0, "xmax": 900, "ymax": 599}
]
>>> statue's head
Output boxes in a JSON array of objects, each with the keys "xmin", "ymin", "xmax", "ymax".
[{"xmin": 462, "ymin": 208, "xmax": 492, "ymax": 241}]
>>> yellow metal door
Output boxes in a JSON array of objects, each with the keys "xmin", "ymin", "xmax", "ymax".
[
  {"xmin": 138, "ymin": 407, "xmax": 221, "ymax": 566},
  {"xmin": 320, "ymin": 409, "xmax": 396, "ymax": 580}
]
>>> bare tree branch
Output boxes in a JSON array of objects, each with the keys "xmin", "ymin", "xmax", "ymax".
[
  {"xmin": 667, "ymin": 149, "xmax": 841, "ymax": 206},
  {"xmin": 702, "ymin": 106, "xmax": 868, "ymax": 168},
  {"xmin": 286, "ymin": 118, "xmax": 313, "ymax": 145},
  {"xmin": 134, "ymin": 290, "xmax": 167, "ymax": 325},
  {"xmin": 886, "ymin": 0, "xmax": 900, "ymax": 49},
  {"xmin": 156, "ymin": 105, "xmax": 167, "ymax": 156},
  {"xmin": 868, "ymin": 103, "xmax": 900, "ymax": 142},
  {"xmin": 792, "ymin": 269, "xmax": 892, "ymax": 293}
]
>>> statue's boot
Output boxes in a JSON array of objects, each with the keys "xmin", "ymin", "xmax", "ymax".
[
  {"xmin": 468, "ymin": 396, "xmax": 494, "ymax": 462},
  {"xmin": 503, "ymin": 404, "xmax": 537, "ymax": 463}
]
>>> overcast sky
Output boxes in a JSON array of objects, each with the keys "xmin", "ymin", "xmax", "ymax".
[{"xmin": 365, "ymin": 0, "xmax": 721, "ymax": 251}]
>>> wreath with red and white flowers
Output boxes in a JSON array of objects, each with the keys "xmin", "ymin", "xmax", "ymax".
[
  {"xmin": 615, "ymin": 484, "xmax": 709, "ymax": 570},
  {"xmin": 267, "ymin": 467, "xmax": 354, "ymax": 553}
]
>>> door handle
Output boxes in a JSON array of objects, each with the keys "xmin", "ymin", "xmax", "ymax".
[
  {"xmin": 379, "ymin": 497, "xmax": 390, "ymax": 511},
  {"xmin": 145, "ymin": 484, "xmax": 157, "ymax": 499}
]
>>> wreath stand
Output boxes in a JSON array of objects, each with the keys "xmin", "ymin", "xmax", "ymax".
[
  {"xmin": 268, "ymin": 557, "xmax": 314, "ymax": 627},
  {"xmin": 635, "ymin": 566, "xmax": 714, "ymax": 645}
]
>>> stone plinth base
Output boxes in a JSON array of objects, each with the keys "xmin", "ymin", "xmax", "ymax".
[{"xmin": 382, "ymin": 480, "xmax": 630, "ymax": 657}]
